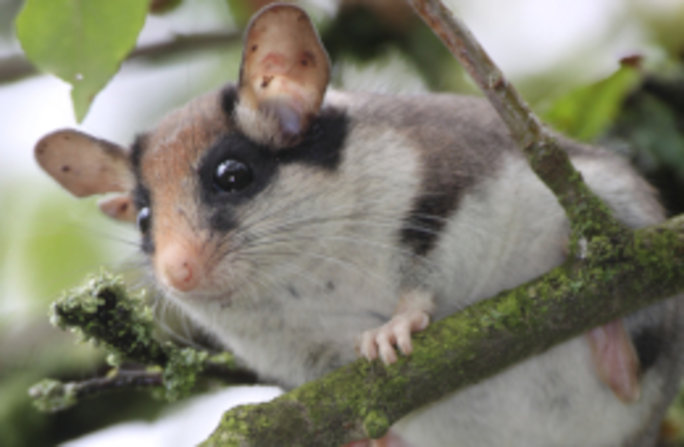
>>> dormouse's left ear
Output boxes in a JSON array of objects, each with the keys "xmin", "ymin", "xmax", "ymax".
[
  {"xmin": 35, "ymin": 129, "xmax": 137, "ymax": 223},
  {"xmin": 234, "ymin": 3, "xmax": 330, "ymax": 148}
]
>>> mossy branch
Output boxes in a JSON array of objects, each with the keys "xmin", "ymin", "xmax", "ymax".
[
  {"xmin": 49, "ymin": 272, "xmax": 168, "ymax": 365},
  {"xmin": 202, "ymin": 218, "xmax": 684, "ymax": 446},
  {"xmin": 30, "ymin": 369, "xmax": 164, "ymax": 413},
  {"xmin": 29, "ymin": 272, "xmax": 256, "ymax": 412}
]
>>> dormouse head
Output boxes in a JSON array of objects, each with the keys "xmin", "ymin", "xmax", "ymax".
[{"xmin": 34, "ymin": 3, "xmax": 346, "ymax": 299}]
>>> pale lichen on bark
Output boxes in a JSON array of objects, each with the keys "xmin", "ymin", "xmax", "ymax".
[{"xmin": 30, "ymin": 271, "xmax": 254, "ymax": 411}]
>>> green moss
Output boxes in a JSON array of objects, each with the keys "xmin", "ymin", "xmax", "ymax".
[
  {"xmin": 34, "ymin": 270, "xmax": 246, "ymax": 410},
  {"xmin": 207, "ymin": 352, "xmax": 241, "ymax": 370},
  {"xmin": 631, "ymin": 227, "xmax": 681, "ymax": 280},
  {"xmin": 204, "ymin": 400, "xmax": 318, "ymax": 447},
  {"xmin": 363, "ymin": 410, "xmax": 389, "ymax": 439},
  {"xmin": 162, "ymin": 347, "xmax": 208, "ymax": 401},
  {"xmin": 28, "ymin": 379, "xmax": 78, "ymax": 412},
  {"xmin": 49, "ymin": 270, "xmax": 167, "ymax": 365}
]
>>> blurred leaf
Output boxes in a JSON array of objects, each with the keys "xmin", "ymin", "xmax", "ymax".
[
  {"xmin": 322, "ymin": 4, "xmax": 467, "ymax": 93},
  {"xmin": 226, "ymin": 0, "xmax": 256, "ymax": 27},
  {"xmin": 633, "ymin": 3, "xmax": 684, "ymax": 59},
  {"xmin": 0, "ymin": 188, "xmax": 9, "ymax": 270},
  {"xmin": 1, "ymin": 184, "xmax": 116, "ymax": 309},
  {"xmin": 0, "ymin": 0, "xmax": 22, "ymax": 40},
  {"xmin": 20, "ymin": 196, "xmax": 113, "ymax": 303},
  {"xmin": 542, "ymin": 66, "xmax": 641, "ymax": 142},
  {"xmin": 624, "ymin": 95, "xmax": 684, "ymax": 179},
  {"xmin": 662, "ymin": 384, "xmax": 684, "ymax": 446},
  {"xmin": 606, "ymin": 72, "xmax": 684, "ymax": 214},
  {"xmin": 15, "ymin": 0, "xmax": 148, "ymax": 122}
]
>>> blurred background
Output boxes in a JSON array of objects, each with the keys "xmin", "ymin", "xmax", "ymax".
[{"xmin": 1, "ymin": 0, "xmax": 684, "ymax": 445}]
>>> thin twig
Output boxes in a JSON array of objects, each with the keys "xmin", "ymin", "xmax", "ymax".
[
  {"xmin": 74, "ymin": 369, "xmax": 165, "ymax": 398},
  {"xmin": 405, "ymin": 0, "xmax": 626, "ymax": 247},
  {"xmin": 29, "ymin": 368, "xmax": 164, "ymax": 412},
  {"xmin": 0, "ymin": 31, "xmax": 240, "ymax": 84}
]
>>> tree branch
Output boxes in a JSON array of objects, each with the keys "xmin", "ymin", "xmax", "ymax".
[
  {"xmin": 29, "ymin": 369, "xmax": 164, "ymax": 412},
  {"xmin": 201, "ymin": 218, "xmax": 684, "ymax": 446},
  {"xmin": 0, "ymin": 31, "xmax": 239, "ymax": 84}
]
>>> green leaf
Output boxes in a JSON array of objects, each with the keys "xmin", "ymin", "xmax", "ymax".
[
  {"xmin": 225, "ymin": 0, "xmax": 254, "ymax": 27},
  {"xmin": 16, "ymin": 0, "xmax": 148, "ymax": 122},
  {"xmin": 17, "ymin": 192, "xmax": 112, "ymax": 305},
  {"xmin": 542, "ymin": 66, "xmax": 642, "ymax": 142},
  {"xmin": 618, "ymin": 92, "xmax": 684, "ymax": 180}
]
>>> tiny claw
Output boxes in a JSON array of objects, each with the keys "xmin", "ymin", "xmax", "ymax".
[
  {"xmin": 357, "ymin": 310, "xmax": 430, "ymax": 365},
  {"xmin": 359, "ymin": 330, "xmax": 379, "ymax": 361},
  {"xmin": 396, "ymin": 324, "xmax": 414, "ymax": 356},
  {"xmin": 377, "ymin": 330, "xmax": 398, "ymax": 364}
]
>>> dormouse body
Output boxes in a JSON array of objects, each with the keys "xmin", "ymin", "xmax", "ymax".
[{"xmin": 35, "ymin": 4, "xmax": 684, "ymax": 447}]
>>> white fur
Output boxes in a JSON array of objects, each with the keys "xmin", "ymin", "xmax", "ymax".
[
  {"xmin": 164, "ymin": 127, "xmax": 424, "ymax": 386},
  {"xmin": 234, "ymin": 103, "xmax": 283, "ymax": 147}
]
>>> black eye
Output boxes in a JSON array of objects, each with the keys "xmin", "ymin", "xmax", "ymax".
[
  {"xmin": 214, "ymin": 159, "xmax": 253, "ymax": 192},
  {"xmin": 137, "ymin": 207, "xmax": 151, "ymax": 234}
]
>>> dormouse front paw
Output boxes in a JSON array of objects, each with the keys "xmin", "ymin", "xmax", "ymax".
[
  {"xmin": 357, "ymin": 289, "xmax": 434, "ymax": 365},
  {"xmin": 358, "ymin": 309, "xmax": 430, "ymax": 364}
]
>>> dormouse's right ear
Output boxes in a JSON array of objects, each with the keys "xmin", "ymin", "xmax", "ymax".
[
  {"xmin": 35, "ymin": 129, "xmax": 136, "ymax": 222},
  {"xmin": 235, "ymin": 3, "xmax": 330, "ymax": 149}
]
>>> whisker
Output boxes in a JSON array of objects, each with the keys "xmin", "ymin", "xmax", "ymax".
[
  {"xmin": 242, "ymin": 244, "xmax": 397, "ymax": 295},
  {"xmin": 236, "ymin": 232, "xmax": 437, "ymax": 273},
  {"xmin": 239, "ymin": 192, "xmax": 457, "ymax": 239}
]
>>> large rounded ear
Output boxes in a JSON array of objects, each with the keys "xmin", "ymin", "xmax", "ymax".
[
  {"xmin": 35, "ymin": 129, "xmax": 135, "ymax": 197},
  {"xmin": 235, "ymin": 3, "xmax": 330, "ymax": 148}
]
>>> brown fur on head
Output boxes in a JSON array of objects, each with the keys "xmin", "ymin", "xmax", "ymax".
[{"xmin": 33, "ymin": 3, "xmax": 332, "ymax": 293}]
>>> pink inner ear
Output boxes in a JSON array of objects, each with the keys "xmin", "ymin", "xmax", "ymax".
[
  {"xmin": 260, "ymin": 51, "xmax": 289, "ymax": 72},
  {"xmin": 236, "ymin": 4, "xmax": 330, "ymax": 146},
  {"xmin": 98, "ymin": 194, "xmax": 136, "ymax": 222}
]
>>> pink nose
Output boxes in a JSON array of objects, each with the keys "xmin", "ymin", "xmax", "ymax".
[{"xmin": 156, "ymin": 243, "xmax": 201, "ymax": 292}]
